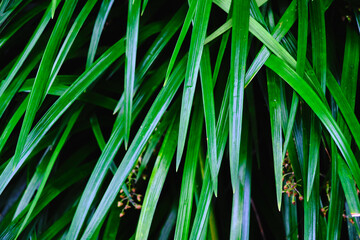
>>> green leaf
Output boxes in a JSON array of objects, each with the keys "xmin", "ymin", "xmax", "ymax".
[
  {"xmin": 265, "ymin": 55, "xmax": 360, "ymax": 197},
  {"xmin": 135, "ymin": 117, "xmax": 179, "ymax": 240},
  {"xmin": 0, "ymin": 38, "xmax": 126, "ymax": 197},
  {"xmin": 306, "ymin": 0, "xmax": 327, "ymax": 199},
  {"xmin": 15, "ymin": 107, "xmax": 82, "ymax": 239},
  {"xmin": 199, "ymin": 46, "xmax": 218, "ymax": 196},
  {"xmin": 124, "ymin": 0, "xmax": 141, "ymax": 148},
  {"xmin": 80, "ymin": 56, "xmax": 187, "ymax": 240},
  {"xmin": 12, "ymin": 0, "xmax": 79, "ymax": 167},
  {"xmin": 174, "ymin": 96, "xmax": 203, "ymax": 240},
  {"xmin": 229, "ymin": 0, "xmax": 250, "ymax": 194},
  {"xmin": 266, "ymin": 69, "xmax": 283, "ymax": 210},
  {"xmin": 0, "ymin": 1, "xmax": 57, "ymax": 108},
  {"xmin": 164, "ymin": 0, "xmax": 196, "ymax": 85},
  {"xmin": 65, "ymin": 47, "xmax": 167, "ymax": 240},
  {"xmin": 176, "ymin": 0, "xmax": 212, "ymax": 173},
  {"xmin": 230, "ymin": 116, "xmax": 249, "ymax": 239},
  {"xmin": 86, "ymin": 0, "xmax": 114, "ymax": 68}
]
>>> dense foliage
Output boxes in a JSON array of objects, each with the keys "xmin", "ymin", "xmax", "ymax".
[{"xmin": 0, "ymin": 0, "xmax": 360, "ymax": 239}]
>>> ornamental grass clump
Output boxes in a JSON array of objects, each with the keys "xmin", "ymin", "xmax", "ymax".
[{"xmin": 0, "ymin": 0, "xmax": 360, "ymax": 239}]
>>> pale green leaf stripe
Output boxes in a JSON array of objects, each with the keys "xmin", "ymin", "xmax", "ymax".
[
  {"xmin": 265, "ymin": 55, "xmax": 360, "ymax": 192},
  {"xmin": 213, "ymin": 0, "xmax": 267, "ymax": 12},
  {"xmin": 164, "ymin": 0, "xmax": 196, "ymax": 85},
  {"xmin": 124, "ymin": 0, "xmax": 141, "ymax": 147},
  {"xmin": 327, "ymin": 139, "xmax": 344, "ymax": 240},
  {"xmin": 189, "ymin": 77, "xmax": 230, "ymax": 239},
  {"xmin": 297, "ymin": 0, "xmax": 308, "ymax": 77},
  {"xmin": 12, "ymin": 0, "xmax": 79, "ymax": 166},
  {"xmin": 189, "ymin": 164, "xmax": 212, "ymax": 240},
  {"xmin": 80, "ymin": 57, "xmax": 187, "ymax": 240},
  {"xmin": 240, "ymin": 141, "xmax": 252, "ymax": 240},
  {"xmin": 230, "ymin": 116, "xmax": 249, "ymax": 239},
  {"xmin": 247, "ymin": 8, "xmax": 360, "ymax": 182},
  {"xmin": 135, "ymin": 118, "xmax": 179, "ymax": 240},
  {"xmin": 0, "ymin": 1, "xmax": 56, "ymax": 101},
  {"xmin": 0, "ymin": 3, "xmax": 46, "ymax": 48},
  {"xmin": 338, "ymin": 157, "xmax": 360, "ymax": 216},
  {"xmin": 0, "ymin": 38, "xmax": 126, "ymax": 197},
  {"xmin": 141, "ymin": 0, "xmax": 149, "ymax": 15},
  {"xmin": 51, "ymin": 0, "xmax": 97, "ymax": 81},
  {"xmin": 174, "ymin": 97, "xmax": 203, "ymax": 240},
  {"xmin": 15, "ymin": 107, "xmax": 82, "ymax": 239},
  {"xmin": 136, "ymin": 5, "xmax": 186, "ymax": 89},
  {"xmin": 199, "ymin": 46, "xmax": 218, "ymax": 196},
  {"xmin": 266, "ymin": 69, "xmax": 282, "ymax": 210},
  {"xmin": 229, "ymin": 0, "xmax": 250, "ymax": 194},
  {"xmin": 306, "ymin": 0, "xmax": 327, "ymax": 199},
  {"xmin": 86, "ymin": 0, "xmax": 114, "ymax": 68},
  {"xmin": 51, "ymin": 0, "xmax": 57, "ymax": 18},
  {"xmin": 115, "ymin": 6, "xmax": 185, "ymax": 113},
  {"xmin": 0, "ymin": 96, "xmax": 28, "ymax": 154},
  {"xmin": 0, "ymin": 53, "xmax": 41, "ymax": 119},
  {"xmin": 66, "ymin": 53, "xmax": 167, "ymax": 240},
  {"xmin": 205, "ymin": 0, "xmax": 298, "ymax": 90},
  {"xmin": 176, "ymin": 0, "xmax": 212, "ymax": 170}
]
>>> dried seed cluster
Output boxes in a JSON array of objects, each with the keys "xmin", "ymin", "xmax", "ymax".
[
  {"xmin": 117, "ymin": 159, "xmax": 145, "ymax": 218},
  {"xmin": 282, "ymin": 154, "xmax": 303, "ymax": 204}
]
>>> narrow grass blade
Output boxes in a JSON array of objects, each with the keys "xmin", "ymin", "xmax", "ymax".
[
  {"xmin": 205, "ymin": 0, "xmax": 298, "ymax": 89},
  {"xmin": 240, "ymin": 139, "xmax": 252, "ymax": 240},
  {"xmin": 0, "ymin": 1, "xmax": 58, "ymax": 99},
  {"xmin": 306, "ymin": 0, "xmax": 327, "ymax": 199},
  {"xmin": 304, "ymin": 160, "xmax": 319, "ymax": 240},
  {"xmin": 124, "ymin": 0, "xmax": 141, "ymax": 148},
  {"xmin": 114, "ymin": 8, "xmax": 185, "ymax": 114},
  {"xmin": 86, "ymin": 0, "xmax": 114, "ymax": 68},
  {"xmin": 230, "ymin": 116, "xmax": 249, "ymax": 239},
  {"xmin": 265, "ymin": 55, "xmax": 360, "ymax": 194},
  {"xmin": 164, "ymin": 0, "xmax": 196, "ymax": 85},
  {"xmin": 327, "ymin": 139, "xmax": 344, "ymax": 240},
  {"xmin": 135, "ymin": 5, "xmax": 186, "ymax": 88},
  {"xmin": 174, "ymin": 97, "xmax": 203, "ymax": 240},
  {"xmin": 12, "ymin": 0, "xmax": 79, "ymax": 166},
  {"xmin": 15, "ymin": 107, "xmax": 82, "ymax": 239},
  {"xmin": 266, "ymin": 69, "xmax": 283, "ymax": 210},
  {"xmin": 102, "ymin": 204, "xmax": 121, "ymax": 240},
  {"xmin": 355, "ymin": 9, "xmax": 360, "ymax": 33},
  {"xmin": 13, "ymin": 143, "xmax": 58, "ymax": 218},
  {"xmin": 345, "ymin": 203, "xmax": 360, "ymax": 239},
  {"xmin": 189, "ymin": 164, "xmax": 212, "ymax": 240},
  {"xmin": 199, "ymin": 46, "xmax": 218, "ymax": 195},
  {"xmin": 282, "ymin": 195, "xmax": 298, "ymax": 240},
  {"xmin": 229, "ymin": 0, "xmax": 250, "ymax": 193},
  {"xmin": 0, "ymin": 3, "xmax": 46, "ymax": 48},
  {"xmin": 337, "ymin": 25, "xmax": 360, "ymax": 140},
  {"xmin": 38, "ymin": 205, "xmax": 76, "ymax": 240},
  {"xmin": 189, "ymin": 79, "xmax": 229, "ymax": 240},
  {"xmin": 0, "ymin": 96, "xmax": 28, "ymax": 154},
  {"xmin": 297, "ymin": 0, "xmax": 308, "ymax": 77},
  {"xmin": 176, "ymin": 0, "xmax": 212, "ymax": 170},
  {"xmin": 141, "ymin": 0, "xmax": 148, "ymax": 15},
  {"xmin": 135, "ymin": 118, "xmax": 179, "ymax": 240},
  {"xmin": 0, "ymin": 162, "xmax": 93, "ymax": 239},
  {"xmin": 66, "ymin": 50, "xmax": 169, "ymax": 240},
  {"xmin": 80, "ymin": 57, "xmax": 187, "ymax": 240},
  {"xmin": 0, "ymin": 38, "xmax": 126, "ymax": 197},
  {"xmin": 338, "ymin": 157, "xmax": 360, "ymax": 216}
]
